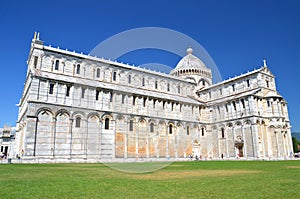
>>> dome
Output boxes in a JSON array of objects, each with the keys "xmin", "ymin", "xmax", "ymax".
[
  {"xmin": 170, "ymin": 47, "xmax": 212, "ymax": 86},
  {"xmin": 174, "ymin": 47, "xmax": 208, "ymax": 71}
]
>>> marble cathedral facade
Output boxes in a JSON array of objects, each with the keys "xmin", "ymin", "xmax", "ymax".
[{"xmin": 14, "ymin": 34, "xmax": 293, "ymax": 162}]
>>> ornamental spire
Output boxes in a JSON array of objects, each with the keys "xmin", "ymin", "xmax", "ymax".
[
  {"xmin": 186, "ymin": 46, "xmax": 193, "ymax": 54},
  {"xmin": 263, "ymin": 59, "xmax": 267, "ymax": 67}
]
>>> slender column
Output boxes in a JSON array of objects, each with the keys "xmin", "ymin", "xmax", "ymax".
[
  {"xmin": 225, "ymin": 128, "xmax": 229, "ymax": 158},
  {"xmin": 260, "ymin": 124, "xmax": 266, "ymax": 158},
  {"xmin": 287, "ymin": 129, "xmax": 294, "ymax": 156},
  {"xmin": 124, "ymin": 120, "xmax": 128, "ymax": 159},
  {"xmin": 84, "ymin": 119, "xmax": 88, "ymax": 159},
  {"xmin": 218, "ymin": 137, "xmax": 220, "ymax": 159},
  {"xmin": 146, "ymin": 123, "xmax": 149, "ymax": 158},
  {"xmin": 233, "ymin": 126, "xmax": 236, "ymax": 157},
  {"xmin": 267, "ymin": 127, "xmax": 273, "ymax": 158},
  {"xmin": 135, "ymin": 120, "xmax": 138, "ymax": 159},
  {"xmin": 156, "ymin": 124, "xmax": 159, "ymax": 158},
  {"xmin": 99, "ymin": 119, "xmax": 103, "ymax": 159},
  {"xmin": 166, "ymin": 123, "xmax": 169, "ymax": 158},
  {"xmin": 112, "ymin": 118, "xmax": 116, "ymax": 160},
  {"xmin": 275, "ymin": 131, "xmax": 280, "ymax": 158},
  {"xmin": 174, "ymin": 124, "xmax": 178, "ymax": 159},
  {"xmin": 52, "ymin": 117, "xmax": 57, "ymax": 157},
  {"xmin": 55, "ymin": 82, "xmax": 59, "ymax": 103},
  {"xmin": 33, "ymin": 117, "xmax": 39, "ymax": 157},
  {"xmin": 242, "ymin": 124, "xmax": 247, "ymax": 158},
  {"xmin": 69, "ymin": 118, "xmax": 73, "ymax": 159},
  {"xmin": 250, "ymin": 124, "xmax": 256, "ymax": 158}
]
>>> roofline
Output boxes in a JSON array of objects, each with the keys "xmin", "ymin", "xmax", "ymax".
[
  {"xmin": 198, "ymin": 66, "xmax": 270, "ymax": 91},
  {"xmin": 37, "ymin": 44, "xmax": 195, "ymax": 84}
]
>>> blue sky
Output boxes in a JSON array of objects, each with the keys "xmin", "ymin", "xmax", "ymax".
[{"xmin": 0, "ymin": 0, "xmax": 299, "ymax": 132}]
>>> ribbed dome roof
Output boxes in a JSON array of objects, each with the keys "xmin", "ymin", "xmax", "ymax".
[{"xmin": 174, "ymin": 47, "xmax": 208, "ymax": 71}]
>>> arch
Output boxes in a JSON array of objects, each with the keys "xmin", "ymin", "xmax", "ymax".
[
  {"xmin": 116, "ymin": 114, "xmax": 125, "ymax": 121},
  {"xmin": 192, "ymin": 123, "xmax": 198, "ymax": 128},
  {"xmin": 55, "ymin": 109, "xmax": 70, "ymax": 118},
  {"xmin": 235, "ymin": 121, "xmax": 242, "ymax": 126},
  {"xmin": 177, "ymin": 122, "xmax": 183, "ymax": 127},
  {"xmin": 101, "ymin": 113, "xmax": 113, "ymax": 120},
  {"xmin": 185, "ymin": 77, "xmax": 197, "ymax": 83},
  {"xmin": 244, "ymin": 119, "xmax": 252, "ymax": 126},
  {"xmin": 226, "ymin": 122, "xmax": 233, "ymax": 128},
  {"xmin": 159, "ymin": 120, "xmax": 166, "ymax": 126},
  {"xmin": 71, "ymin": 111, "xmax": 85, "ymax": 119},
  {"xmin": 139, "ymin": 118, "xmax": 147, "ymax": 124},
  {"xmin": 87, "ymin": 112, "xmax": 101, "ymax": 120},
  {"xmin": 36, "ymin": 107, "xmax": 54, "ymax": 117}
]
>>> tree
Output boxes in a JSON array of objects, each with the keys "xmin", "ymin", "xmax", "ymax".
[{"xmin": 292, "ymin": 136, "xmax": 299, "ymax": 153}]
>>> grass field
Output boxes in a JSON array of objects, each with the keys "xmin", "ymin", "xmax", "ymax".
[{"xmin": 0, "ymin": 160, "xmax": 299, "ymax": 198}]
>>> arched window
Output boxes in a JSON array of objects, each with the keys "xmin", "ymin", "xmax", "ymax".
[
  {"xmin": 96, "ymin": 90, "xmax": 99, "ymax": 101},
  {"xmin": 150, "ymin": 123, "xmax": 154, "ymax": 133},
  {"xmin": 55, "ymin": 60, "xmax": 59, "ymax": 70},
  {"xmin": 169, "ymin": 124, "xmax": 173, "ymax": 134},
  {"xmin": 129, "ymin": 120, "xmax": 133, "ymax": 131},
  {"xmin": 113, "ymin": 71, "xmax": 117, "ymax": 81},
  {"xmin": 167, "ymin": 83, "xmax": 170, "ymax": 91},
  {"xmin": 233, "ymin": 101, "xmax": 236, "ymax": 111},
  {"xmin": 76, "ymin": 64, "xmax": 80, "ymax": 74},
  {"xmin": 75, "ymin": 117, "xmax": 81, "ymax": 128},
  {"xmin": 246, "ymin": 79, "xmax": 250, "ymax": 87},
  {"xmin": 128, "ymin": 75, "xmax": 131, "ymax": 84},
  {"xmin": 33, "ymin": 56, "xmax": 38, "ymax": 68},
  {"xmin": 201, "ymin": 127, "xmax": 205, "ymax": 136},
  {"xmin": 221, "ymin": 128, "xmax": 225, "ymax": 138},
  {"xmin": 49, "ymin": 83, "xmax": 54, "ymax": 94},
  {"xmin": 104, "ymin": 118, "xmax": 109, "ymax": 130},
  {"xmin": 96, "ymin": 68, "xmax": 100, "ymax": 78},
  {"xmin": 187, "ymin": 126, "xmax": 190, "ymax": 135},
  {"xmin": 155, "ymin": 81, "xmax": 158, "ymax": 89},
  {"xmin": 142, "ymin": 78, "xmax": 145, "ymax": 86},
  {"xmin": 81, "ymin": 88, "xmax": 85, "ymax": 98}
]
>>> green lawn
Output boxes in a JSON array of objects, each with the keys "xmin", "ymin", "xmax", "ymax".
[{"xmin": 0, "ymin": 161, "xmax": 299, "ymax": 198}]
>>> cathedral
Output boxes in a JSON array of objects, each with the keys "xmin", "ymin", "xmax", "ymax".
[{"xmin": 14, "ymin": 33, "xmax": 293, "ymax": 162}]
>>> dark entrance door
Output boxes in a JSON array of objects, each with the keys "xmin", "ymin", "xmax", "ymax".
[{"xmin": 237, "ymin": 145, "xmax": 243, "ymax": 157}]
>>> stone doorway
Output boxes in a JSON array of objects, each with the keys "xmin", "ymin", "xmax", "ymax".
[
  {"xmin": 235, "ymin": 136, "xmax": 244, "ymax": 158},
  {"xmin": 236, "ymin": 143, "xmax": 244, "ymax": 157}
]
